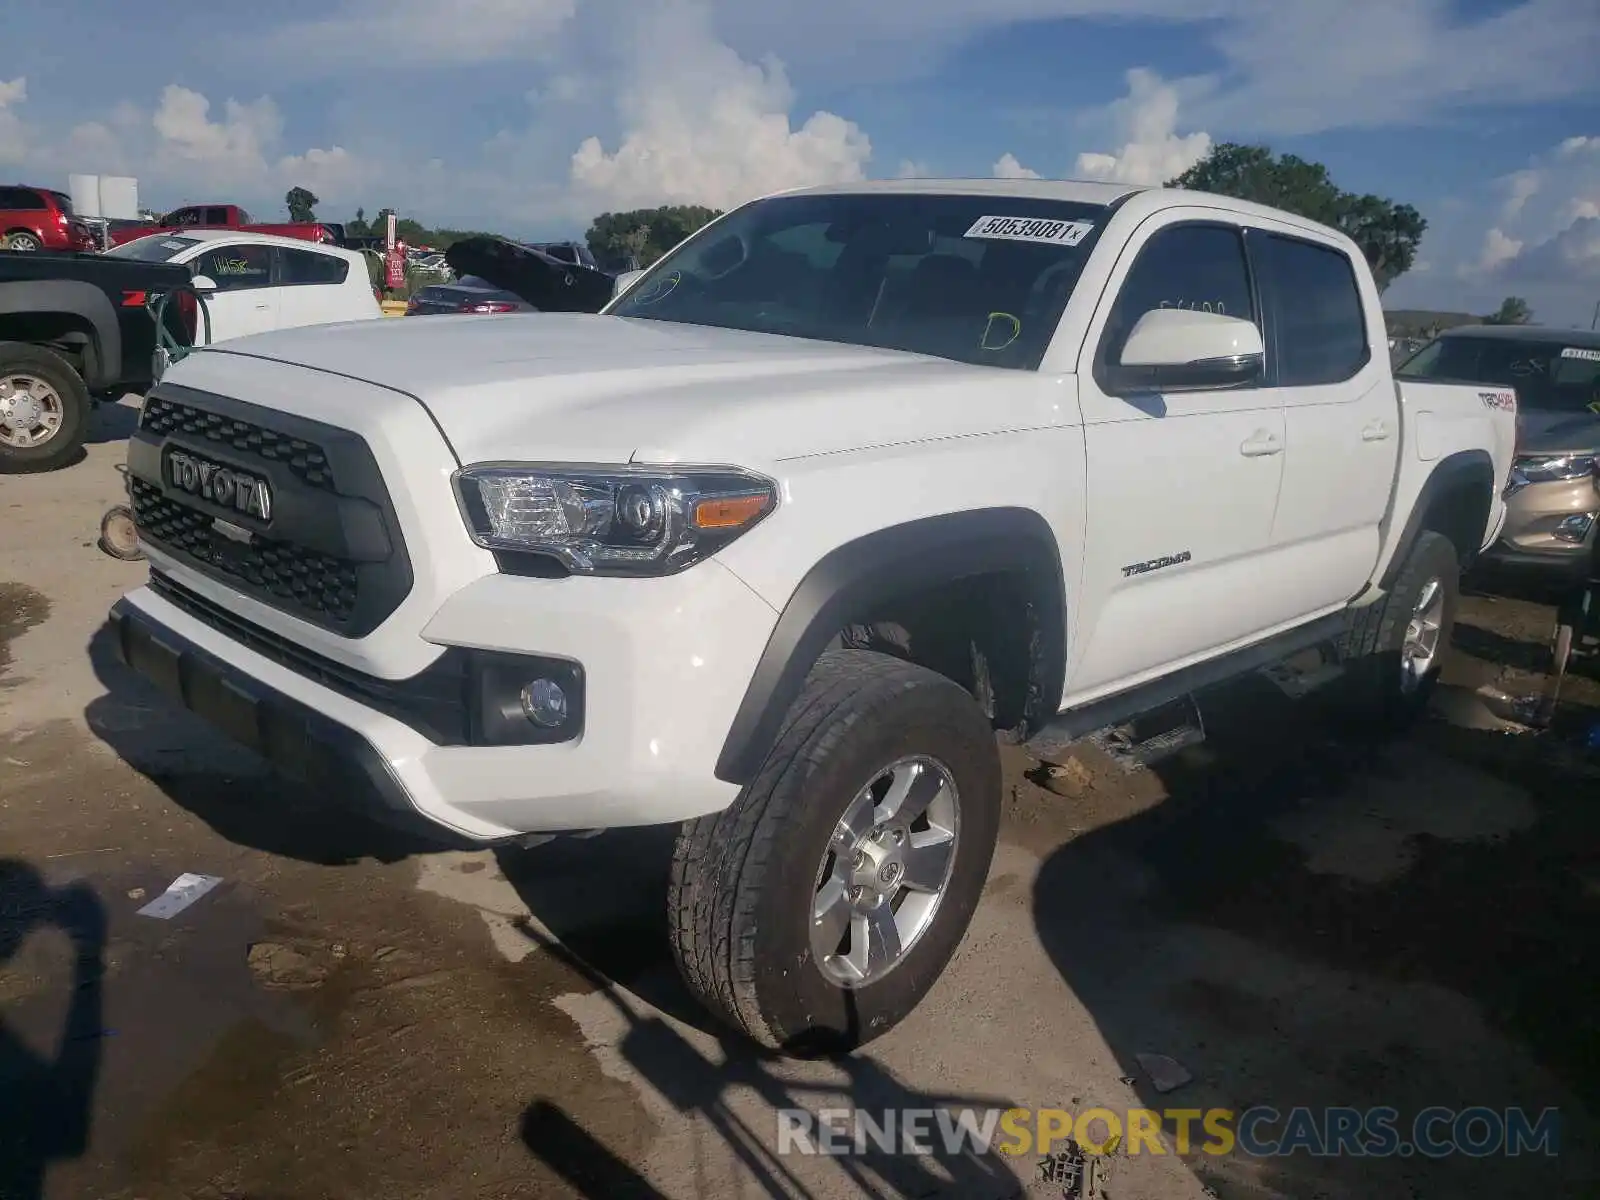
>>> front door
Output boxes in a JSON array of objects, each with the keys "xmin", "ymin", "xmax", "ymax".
[
  {"xmin": 190, "ymin": 242, "xmax": 279, "ymax": 343},
  {"xmin": 1066, "ymin": 212, "xmax": 1288, "ymax": 696}
]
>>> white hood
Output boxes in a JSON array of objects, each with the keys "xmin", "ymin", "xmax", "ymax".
[{"xmin": 197, "ymin": 312, "xmax": 1029, "ymax": 467}]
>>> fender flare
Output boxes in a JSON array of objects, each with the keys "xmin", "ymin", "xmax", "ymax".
[
  {"xmin": 714, "ymin": 507, "xmax": 1067, "ymax": 785},
  {"xmin": 0, "ymin": 279, "xmax": 121, "ymax": 389},
  {"xmin": 1378, "ymin": 449, "xmax": 1496, "ymax": 590}
]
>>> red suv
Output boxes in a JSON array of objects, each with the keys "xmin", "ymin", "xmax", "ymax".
[{"xmin": 0, "ymin": 185, "xmax": 96, "ymax": 253}]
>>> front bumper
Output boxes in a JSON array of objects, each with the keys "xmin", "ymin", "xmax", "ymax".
[
  {"xmin": 1473, "ymin": 535, "xmax": 1597, "ymax": 600},
  {"xmin": 109, "ymin": 562, "xmax": 779, "ymax": 843},
  {"xmin": 109, "ymin": 596, "xmax": 455, "ymax": 844}
]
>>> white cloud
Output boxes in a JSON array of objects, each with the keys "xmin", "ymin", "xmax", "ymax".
[
  {"xmin": 140, "ymin": 86, "xmax": 377, "ymax": 207},
  {"xmin": 1074, "ymin": 68, "xmax": 1211, "ymax": 185},
  {"xmin": 0, "ymin": 77, "xmax": 28, "ymax": 165},
  {"xmin": 1469, "ymin": 228, "xmax": 1524, "ymax": 275},
  {"xmin": 1501, "ymin": 170, "xmax": 1542, "ymax": 222},
  {"xmin": 1480, "ymin": 135, "xmax": 1600, "ymax": 288},
  {"xmin": 1394, "ymin": 133, "xmax": 1600, "ymax": 320},
  {"xmin": 992, "ymin": 153, "xmax": 1040, "ymax": 179},
  {"xmin": 152, "ymin": 86, "xmax": 282, "ymax": 175},
  {"xmin": 1506, "ymin": 216, "xmax": 1600, "ymax": 286},
  {"xmin": 896, "ymin": 159, "xmax": 931, "ymax": 178},
  {"xmin": 990, "ymin": 69, "xmax": 1210, "ymax": 187},
  {"xmin": 568, "ymin": 3, "xmax": 870, "ymax": 211}
]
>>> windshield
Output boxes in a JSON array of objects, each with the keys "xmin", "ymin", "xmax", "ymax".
[
  {"xmin": 106, "ymin": 234, "xmax": 201, "ymax": 262},
  {"xmin": 606, "ymin": 192, "xmax": 1109, "ymax": 369},
  {"xmin": 1399, "ymin": 335, "xmax": 1600, "ymax": 414}
]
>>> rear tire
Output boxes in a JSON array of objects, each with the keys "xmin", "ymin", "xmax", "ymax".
[
  {"xmin": 1335, "ymin": 530, "xmax": 1460, "ymax": 731},
  {"xmin": 3, "ymin": 231, "xmax": 41, "ymax": 252},
  {"xmin": 668, "ymin": 649, "xmax": 1001, "ymax": 1055},
  {"xmin": 0, "ymin": 342, "xmax": 90, "ymax": 473}
]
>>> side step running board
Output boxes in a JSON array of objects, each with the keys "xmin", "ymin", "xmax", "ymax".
[
  {"xmin": 1088, "ymin": 694, "xmax": 1206, "ymax": 773},
  {"xmin": 1026, "ymin": 612, "xmax": 1348, "ymax": 765}
]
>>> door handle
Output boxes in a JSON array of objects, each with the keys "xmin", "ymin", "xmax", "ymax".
[
  {"xmin": 1362, "ymin": 420, "xmax": 1391, "ymax": 442},
  {"xmin": 1239, "ymin": 430, "xmax": 1282, "ymax": 457},
  {"xmin": 253, "ymin": 303, "xmax": 271, "ymax": 311}
]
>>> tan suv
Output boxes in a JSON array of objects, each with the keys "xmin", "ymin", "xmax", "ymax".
[{"xmin": 1398, "ymin": 325, "xmax": 1599, "ymax": 594}]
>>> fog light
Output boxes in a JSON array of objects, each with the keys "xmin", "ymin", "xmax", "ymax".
[
  {"xmin": 519, "ymin": 678, "xmax": 569, "ymax": 727},
  {"xmin": 1554, "ymin": 513, "xmax": 1597, "ymax": 544}
]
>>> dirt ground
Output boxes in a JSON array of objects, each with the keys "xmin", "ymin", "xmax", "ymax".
[{"xmin": 2, "ymin": 406, "xmax": 1598, "ymax": 1200}]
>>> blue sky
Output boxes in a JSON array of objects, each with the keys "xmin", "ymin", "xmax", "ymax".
[{"xmin": 3, "ymin": 0, "xmax": 1599, "ymax": 323}]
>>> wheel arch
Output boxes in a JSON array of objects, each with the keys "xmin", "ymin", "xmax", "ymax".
[
  {"xmin": 714, "ymin": 507, "xmax": 1068, "ymax": 785},
  {"xmin": 1378, "ymin": 449, "xmax": 1496, "ymax": 591},
  {"xmin": 0, "ymin": 281, "xmax": 121, "ymax": 389}
]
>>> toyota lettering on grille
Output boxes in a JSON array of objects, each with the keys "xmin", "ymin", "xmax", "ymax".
[{"xmin": 166, "ymin": 449, "xmax": 273, "ymax": 522}]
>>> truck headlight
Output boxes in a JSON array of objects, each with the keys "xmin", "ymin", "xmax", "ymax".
[{"xmin": 453, "ymin": 463, "xmax": 778, "ymax": 576}]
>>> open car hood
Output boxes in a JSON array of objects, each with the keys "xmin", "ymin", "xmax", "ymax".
[{"xmin": 443, "ymin": 236, "xmax": 615, "ymax": 313}]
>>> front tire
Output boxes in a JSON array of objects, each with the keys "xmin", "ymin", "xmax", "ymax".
[
  {"xmin": 1336, "ymin": 529, "xmax": 1460, "ymax": 730},
  {"xmin": 669, "ymin": 649, "xmax": 1001, "ymax": 1054},
  {"xmin": 0, "ymin": 342, "xmax": 90, "ymax": 473}
]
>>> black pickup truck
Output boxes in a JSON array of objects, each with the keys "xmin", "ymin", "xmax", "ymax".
[{"xmin": 0, "ymin": 250, "xmax": 195, "ymax": 472}]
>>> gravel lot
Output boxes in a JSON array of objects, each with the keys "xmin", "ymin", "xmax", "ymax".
[{"xmin": 2, "ymin": 401, "xmax": 1597, "ymax": 1200}]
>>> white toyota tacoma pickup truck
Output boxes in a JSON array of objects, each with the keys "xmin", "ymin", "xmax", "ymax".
[{"xmin": 108, "ymin": 179, "xmax": 1516, "ymax": 1054}]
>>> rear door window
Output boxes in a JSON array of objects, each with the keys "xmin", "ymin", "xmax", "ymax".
[
  {"xmin": 277, "ymin": 247, "xmax": 349, "ymax": 286},
  {"xmin": 1255, "ymin": 234, "xmax": 1370, "ymax": 386}
]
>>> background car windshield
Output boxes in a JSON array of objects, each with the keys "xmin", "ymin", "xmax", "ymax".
[
  {"xmin": 105, "ymin": 235, "xmax": 201, "ymax": 262},
  {"xmin": 1399, "ymin": 336, "xmax": 1600, "ymax": 414},
  {"xmin": 607, "ymin": 192, "xmax": 1109, "ymax": 370}
]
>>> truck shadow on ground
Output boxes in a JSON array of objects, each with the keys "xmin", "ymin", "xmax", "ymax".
[
  {"xmin": 1030, "ymin": 660, "xmax": 1600, "ymax": 1199},
  {"xmin": 0, "ymin": 860, "xmax": 107, "ymax": 1200},
  {"xmin": 86, "ymin": 400, "xmax": 141, "ymax": 446},
  {"xmin": 511, "ymin": 921, "xmax": 1027, "ymax": 1200}
]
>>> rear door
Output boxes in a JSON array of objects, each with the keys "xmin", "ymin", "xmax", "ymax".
[
  {"xmin": 273, "ymin": 245, "xmax": 358, "ymax": 329},
  {"xmin": 1253, "ymin": 226, "xmax": 1397, "ymax": 613},
  {"xmin": 190, "ymin": 242, "xmax": 279, "ymax": 342}
]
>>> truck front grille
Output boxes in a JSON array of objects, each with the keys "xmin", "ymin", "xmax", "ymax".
[
  {"xmin": 140, "ymin": 395, "xmax": 337, "ymax": 493},
  {"xmin": 127, "ymin": 384, "xmax": 414, "ymax": 638},
  {"xmin": 131, "ymin": 479, "xmax": 361, "ymax": 626}
]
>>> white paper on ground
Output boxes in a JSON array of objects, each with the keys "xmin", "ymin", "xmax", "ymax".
[{"xmin": 137, "ymin": 872, "xmax": 224, "ymax": 919}]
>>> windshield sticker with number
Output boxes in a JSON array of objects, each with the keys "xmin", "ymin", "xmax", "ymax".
[
  {"xmin": 160, "ymin": 240, "xmax": 189, "ymax": 251},
  {"xmin": 1560, "ymin": 347, "xmax": 1600, "ymax": 362},
  {"xmin": 963, "ymin": 216, "xmax": 1094, "ymax": 247}
]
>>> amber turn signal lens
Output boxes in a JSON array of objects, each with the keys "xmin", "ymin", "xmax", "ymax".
[{"xmin": 693, "ymin": 493, "xmax": 771, "ymax": 529}]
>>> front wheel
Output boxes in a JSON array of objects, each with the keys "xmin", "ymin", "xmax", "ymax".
[
  {"xmin": 0, "ymin": 342, "xmax": 90, "ymax": 473},
  {"xmin": 668, "ymin": 649, "xmax": 1001, "ymax": 1054}
]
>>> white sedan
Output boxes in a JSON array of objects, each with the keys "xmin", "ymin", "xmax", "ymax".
[{"xmin": 106, "ymin": 230, "xmax": 381, "ymax": 343}]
